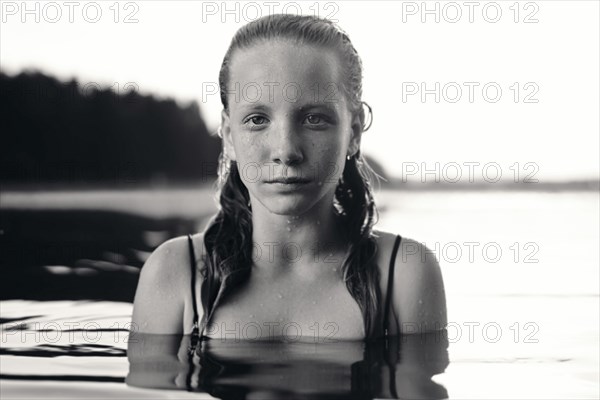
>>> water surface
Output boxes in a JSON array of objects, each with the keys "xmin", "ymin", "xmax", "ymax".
[{"xmin": 1, "ymin": 189, "xmax": 598, "ymax": 398}]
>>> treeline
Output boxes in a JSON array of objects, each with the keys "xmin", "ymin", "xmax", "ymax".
[{"xmin": 0, "ymin": 71, "xmax": 221, "ymax": 186}]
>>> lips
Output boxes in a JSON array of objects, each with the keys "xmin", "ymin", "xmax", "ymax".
[{"xmin": 266, "ymin": 177, "xmax": 311, "ymax": 184}]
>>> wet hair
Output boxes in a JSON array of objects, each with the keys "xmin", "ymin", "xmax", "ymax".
[{"xmin": 202, "ymin": 14, "xmax": 382, "ymax": 337}]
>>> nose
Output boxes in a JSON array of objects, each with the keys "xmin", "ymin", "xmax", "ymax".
[{"xmin": 271, "ymin": 123, "xmax": 304, "ymax": 166}]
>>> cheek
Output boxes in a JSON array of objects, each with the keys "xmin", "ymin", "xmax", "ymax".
[
  {"xmin": 313, "ymin": 145, "xmax": 345, "ymax": 183},
  {"xmin": 233, "ymin": 133, "xmax": 265, "ymax": 161}
]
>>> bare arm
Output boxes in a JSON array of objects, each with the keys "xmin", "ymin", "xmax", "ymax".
[
  {"xmin": 393, "ymin": 237, "xmax": 447, "ymax": 333},
  {"xmin": 131, "ymin": 237, "xmax": 189, "ymax": 334}
]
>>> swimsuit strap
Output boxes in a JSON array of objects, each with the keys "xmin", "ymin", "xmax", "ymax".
[
  {"xmin": 383, "ymin": 234, "xmax": 402, "ymax": 399},
  {"xmin": 383, "ymin": 234, "xmax": 402, "ymax": 337},
  {"xmin": 187, "ymin": 234, "xmax": 200, "ymax": 336}
]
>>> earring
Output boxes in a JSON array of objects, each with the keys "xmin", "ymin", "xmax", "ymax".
[
  {"xmin": 346, "ymin": 155, "xmax": 351, "ymax": 161},
  {"xmin": 361, "ymin": 101, "xmax": 373, "ymax": 132}
]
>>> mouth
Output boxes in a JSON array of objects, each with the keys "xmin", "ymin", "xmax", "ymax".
[{"xmin": 266, "ymin": 177, "xmax": 311, "ymax": 184}]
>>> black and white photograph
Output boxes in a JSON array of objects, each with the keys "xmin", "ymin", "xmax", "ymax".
[{"xmin": 1, "ymin": 1, "xmax": 598, "ymax": 399}]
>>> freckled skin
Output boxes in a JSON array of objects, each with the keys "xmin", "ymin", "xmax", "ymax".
[{"xmin": 220, "ymin": 41, "xmax": 360, "ymax": 216}]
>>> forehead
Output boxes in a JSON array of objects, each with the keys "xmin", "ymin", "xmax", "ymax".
[{"xmin": 227, "ymin": 40, "xmax": 346, "ymax": 109}]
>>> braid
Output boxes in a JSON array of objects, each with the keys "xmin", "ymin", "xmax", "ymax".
[{"xmin": 335, "ymin": 151, "xmax": 380, "ymax": 335}]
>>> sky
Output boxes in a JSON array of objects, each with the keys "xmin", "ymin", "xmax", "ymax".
[{"xmin": 1, "ymin": 0, "xmax": 598, "ymax": 182}]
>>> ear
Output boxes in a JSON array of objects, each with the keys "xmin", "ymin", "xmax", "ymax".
[
  {"xmin": 347, "ymin": 110, "xmax": 363, "ymax": 157},
  {"xmin": 221, "ymin": 109, "xmax": 237, "ymax": 161}
]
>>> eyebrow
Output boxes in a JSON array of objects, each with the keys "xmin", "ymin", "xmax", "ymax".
[
  {"xmin": 237, "ymin": 102, "xmax": 339, "ymax": 114},
  {"xmin": 238, "ymin": 104, "xmax": 271, "ymax": 113},
  {"xmin": 297, "ymin": 103, "xmax": 339, "ymax": 114}
]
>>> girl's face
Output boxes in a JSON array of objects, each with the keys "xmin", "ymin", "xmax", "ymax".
[{"xmin": 221, "ymin": 40, "xmax": 362, "ymax": 216}]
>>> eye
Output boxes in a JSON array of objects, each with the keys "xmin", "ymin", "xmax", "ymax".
[
  {"xmin": 243, "ymin": 115, "xmax": 270, "ymax": 128},
  {"xmin": 303, "ymin": 114, "xmax": 330, "ymax": 128},
  {"xmin": 305, "ymin": 114, "xmax": 322, "ymax": 125},
  {"xmin": 251, "ymin": 116, "xmax": 267, "ymax": 125}
]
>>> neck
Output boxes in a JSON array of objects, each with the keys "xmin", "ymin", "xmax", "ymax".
[{"xmin": 250, "ymin": 194, "xmax": 347, "ymax": 279}]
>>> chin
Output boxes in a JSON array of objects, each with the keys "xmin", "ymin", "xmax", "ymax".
[
  {"xmin": 252, "ymin": 188, "xmax": 328, "ymax": 216},
  {"xmin": 259, "ymin": 197, "xmax": 317, "ymax": 216},
  {"xmin": 248, "ymin": 183, "xmax": 336, "ymax": 216}
]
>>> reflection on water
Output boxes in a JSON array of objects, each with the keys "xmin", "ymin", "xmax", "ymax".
[
  {"xmin": 127, "ymin": 332, "xmax": 449, "ymax": 399},
  {"xmin": 1, "ymin": 191, "xmax": 598, "ymax": 398},
  {"xmin": 0, "ymin": 209, "xmax": 199, "ymax": 301}
]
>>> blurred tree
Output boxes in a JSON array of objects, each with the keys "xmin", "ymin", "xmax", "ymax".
[{"xmin": 0, "ymin": 71, "xmax": 221, "ymax": 186}]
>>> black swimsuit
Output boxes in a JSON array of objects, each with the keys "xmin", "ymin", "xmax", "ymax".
[{"xmin": 186, "ymin": 234, "xmax": 402, "ymax": 342}]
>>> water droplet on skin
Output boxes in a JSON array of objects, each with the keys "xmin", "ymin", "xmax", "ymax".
[
  {"xmin": 328, "ymin": 296, "xmax": 332, "ymax": 300},
  {"xmin": 259, "ymin": 303, "xmax": 264, "ymax": 308},
  {"xmin": 418, "ymin": 299, "xmax": 423, "ymax": 305},
  {"xmin": 318, "ymin": 181, "xmax": 322, "ymax": 186},
  {"xmin": 249, "ymin": 314, "xmax": 255, "ymax": 318},
  {"xmin": 332, "ymin": 267, "xmax": 337, "ymax": 272},
  {"xmin": 312, "ymin": 300, "xmax": 317, "ymax": 305},
  {"xmin": 286, "ymin": 227, "xmax": 291, "ymax": 232},
  {"xmin": 277, "ymin": 293, "xmax": 283, "ymax": 299},
  {"xmin": 287, "ymin": 219, "xmax": 291, "ymax": 224}
]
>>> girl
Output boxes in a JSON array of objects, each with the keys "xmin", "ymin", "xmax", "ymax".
[{"xmin": 131, "ymin": 14, "xmax": 447, "ymax": 342}]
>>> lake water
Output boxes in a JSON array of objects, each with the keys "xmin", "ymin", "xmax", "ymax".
[{"xmin": 1, "ymin": 189, "xmax": 598, "ymax": 399}]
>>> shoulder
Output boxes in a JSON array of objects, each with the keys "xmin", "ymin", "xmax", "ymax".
[
  {"xmin": 136, "ymin": 235, "xmax": 199, "ymax": 288},
  {"xmin": 131, "ymin": 233, "xmax": 205, "ymax": 334},
  {"xmin": 373, "ymin": 230, "xmax": 447, "ymax": 333}
]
